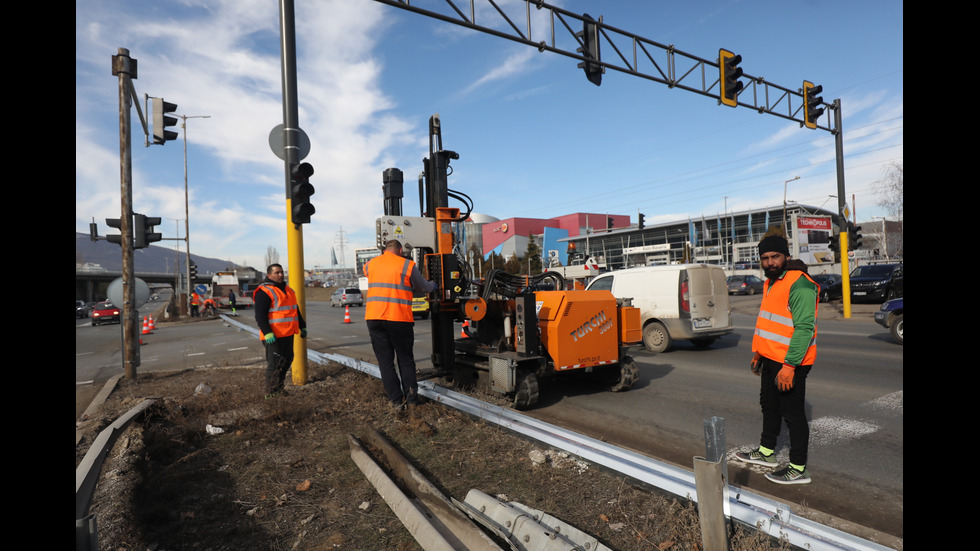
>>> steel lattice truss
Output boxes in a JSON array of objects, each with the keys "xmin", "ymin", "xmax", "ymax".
[{"xmin": 373, "ymin": 0, "xmax": 838, "ymax": 134}]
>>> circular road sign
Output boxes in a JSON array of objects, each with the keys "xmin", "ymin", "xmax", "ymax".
[
  {"xmin": 269, "ymin": 124, "xmax": 311, "ymax": 161},
  {"xmin": 107, "ymin": 277, "xmax": 150, "ymax": 309}
]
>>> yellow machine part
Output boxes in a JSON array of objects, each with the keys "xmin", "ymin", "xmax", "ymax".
[{"xmin": 535, "ymin": 290, "xmax": 626, "ymax": 371}]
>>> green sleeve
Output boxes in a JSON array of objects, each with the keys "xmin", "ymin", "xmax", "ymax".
[{"xmin": 784, "ymin": 275, "xmax": 818, "ymax": 366}]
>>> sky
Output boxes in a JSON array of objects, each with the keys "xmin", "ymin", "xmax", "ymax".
[{"xmin": 76, "ymin": 1, "xmax": 903, "ymax": 271}]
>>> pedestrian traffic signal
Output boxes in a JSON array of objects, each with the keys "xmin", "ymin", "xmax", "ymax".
[
  {"xmin": 152, "ymin": 97, "xmax": 179, "ymax": 144},
  {"xmin": 719, "ymin": 49, "xmax": 743, "ymax": 107},
  {"xmin": 134, "ymin": 213, "xmax": 163, "ymax": 249},
  {"xmin": 638, "ymin": 213, "xmax": 645, "ymax": 230},
  {"xmin": 105, "ymin": 217, "xmax": 124, "ymax": 245},
  {"xmin": 803, "ymin": 81, "xmax": 824, "ymax": 129},
  {"xmin": 849, "ymin": 224, "xmax": 863, "ymax": 250},
  {"xmin": 290, "ymin": 162, "xmax": 315, "ymax": 225},
  {"xmin": 576, "ymin": 14, "xmax": 602, "ymax": 86}
]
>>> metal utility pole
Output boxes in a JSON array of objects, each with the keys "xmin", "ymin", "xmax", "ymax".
[
  {"xmin": 181, "ymin": 114, "xmax": 211, "ymax": 314},
  {"xmin": 111, "ymin": 48, "xmax": 140, "ymax": 379},
  {"xmin": 278, "ymin": 0, "xmax": 309, "ymax": 384}
]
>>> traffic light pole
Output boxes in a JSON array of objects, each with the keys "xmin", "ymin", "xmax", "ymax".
[
  {"xmin": 279, "ymin": 0, "xmax": 308, "ymax": 385},
  {"xmin": 111, "ymin": 48, "xmax": 140, "ymax": 379}
]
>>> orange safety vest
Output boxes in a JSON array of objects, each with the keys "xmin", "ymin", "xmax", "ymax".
[
  {"xmin": 364, "ymin": 251, "xmax": 415, "ymax": 323},
  {"xmin": 254, "ymin": 282, "xmax": 301, "ymax": 339},
  {"xmin": 752, "ymin": 270, "xmax": 819, "ymax": 366},
  {"xmin": 191, "ymin": 294, "xmax": 200, "ymax": 305}
]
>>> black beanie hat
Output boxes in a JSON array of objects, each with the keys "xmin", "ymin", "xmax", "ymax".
[{"xmin": 758, "ymin": 235, "xmax": 790, "ymax": 256}]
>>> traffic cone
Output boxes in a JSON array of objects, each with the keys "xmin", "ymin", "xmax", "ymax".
[
  {"xmin": 343, "ymin": 305, "xmax": 352, "ymax": 324},
  {"xmin": 460, "ymin": 319, "xmax": 469, "ymax": 338},
  {"xmin": 142, "ymin": 316, "xmax": 151, "ymax": 335},
  {"xmin": 148, "ymin": 315, "xmax": 156, "ymax": 331}
]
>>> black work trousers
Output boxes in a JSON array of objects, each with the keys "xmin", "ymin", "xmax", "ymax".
[
  {"xmin": 367, "ymin": 319, "xmax": 418, "ymax": 405},
  {"xmin": 758, "ymin": 357, "xmax": 811, "ymax": 467},
  {"xmin": 264, "ymin": 335, "xmax": 294, "ymax": 395}
]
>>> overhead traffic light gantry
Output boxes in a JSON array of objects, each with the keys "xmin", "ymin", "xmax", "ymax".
[
  {"xmin": 290, "ymin": 162, "xmax": 315, "ymax": 226},
  {"xmin": 719, "ymin": 49, "xmax": 743, "ymax": 107},
  {"xmin": 576, "ymin": 14, "xmax": 602, "ymax": 86},
  {"xmin": 152, "ymin": 97, "xmax": 179, "ymax": 144},
  {"xmin": 134, "ymin": 213, "xmax": 162, "ymax": 249},
  {"xmin": 803, "ymin": 81, "xmax": 824, "ymax": 129}
]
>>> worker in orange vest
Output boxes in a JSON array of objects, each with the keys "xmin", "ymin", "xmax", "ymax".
[
  {"xmin": 253, "ymin": 263, "xmax": 307, "ymax": 397},
  {"xmin": 190, "ymin": 292, "xmax": 200, "ymax": 317},
  {"xmin": 734, "ymin": 234, "xmax": 819, "ymax": 485},
  {"xmin": 363, "ymin": 240, "xmax": 436, "ymax": 409}
]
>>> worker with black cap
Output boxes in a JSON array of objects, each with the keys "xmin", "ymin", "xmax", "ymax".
[{"xmin": 734, "ymin": 232, "xmax": 820, "ymax": 485}]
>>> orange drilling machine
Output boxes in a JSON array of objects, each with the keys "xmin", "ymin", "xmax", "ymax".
[{"xmin": 376, "ymin": 115, "xmax": 642, "ymax": 409}]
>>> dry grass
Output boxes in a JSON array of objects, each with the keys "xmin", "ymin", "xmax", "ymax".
[{"xmin": 76, "ymin": 362, "xmax": 793, "ymax": 551}]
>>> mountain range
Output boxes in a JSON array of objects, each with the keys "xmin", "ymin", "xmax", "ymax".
[{"xmin": 75, "ymin": 233, "xmax": 249, "ymax": 276}]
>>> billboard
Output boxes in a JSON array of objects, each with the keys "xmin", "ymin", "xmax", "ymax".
[{"xmin": 793, "ymin": 215, "xmax": 834, "ymax": 264}]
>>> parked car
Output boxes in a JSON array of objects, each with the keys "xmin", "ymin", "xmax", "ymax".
[
  {"xmin": 874, "ymin": 297, "xmax": 903, "ymax": 345},
  {"xmin": 726, "ymin": 274, "xmax": 764, "ymax": 296},
  {"xmin": 850, "ymin": 263, "xmax": 903, "ymax": 302},
  {"xmin": 330, "ymin": 287, "xmax": 364, "ymax": 307},
  {"xmin": 91, "ymin": 301, "xmax": 121, "ymax": 326},
  {"xmin": 586, "ymin": 264, "xmax": 733, "ymax": 353},
  {"xmin": 810, "ymin": 273, "xmax": 843, "ymax": 302}
]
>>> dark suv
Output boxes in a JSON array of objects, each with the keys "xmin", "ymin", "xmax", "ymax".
[{"xmin": 849, "ymin": 263, "xmax": 903, "ymax": 303}]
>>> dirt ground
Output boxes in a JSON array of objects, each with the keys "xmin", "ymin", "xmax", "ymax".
[
  {"xmin": 75, "ymin": 287, "xmax": 796, "ymax": 551},
  {"xmin": 76, "ymin": 365, "xmax": 803, "ymax": 551}
]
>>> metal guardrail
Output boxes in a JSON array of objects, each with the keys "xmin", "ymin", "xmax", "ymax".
[{"xmin": 221, "ymin": 315, "xmax": 893, "ymax": 551}]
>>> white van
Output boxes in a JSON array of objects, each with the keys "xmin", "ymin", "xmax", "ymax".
[{"xmin": 585, "ymin": 264, "xmax": 733, "ymax": 353}]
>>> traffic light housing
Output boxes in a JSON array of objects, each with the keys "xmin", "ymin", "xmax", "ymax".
[
  {"xmin": 189, "ymin": 262, "xmax": 197, "ymax": 279},
  {"xmin": 606, "ymin": 216, "xmax": 614, "ymax": 230},
  {"xmin": 803, "ymin": 81, "xmax": 824, "ymax": 129},
  {"xmin": 638, "ymin": 213, "xmax": 645, "ymax": 230},
  {"xmin": 828, "ymin": 233, "xmax": 840, "ymax": 254},
  {"xmin": 105, "ymin": 218, "xmax": 124, "ymax": 245},
  {"xmin": 290, "ymin": 162, "xmax": 315, "ymax": 225},
  {"xmin": 849, "ymin": 224, "xmax": 863, "ymax": 250},
  {"xmin": 152, "ymin": 97, "xmax": 179, "ymax": 144},
  {"xmin": 576, "ymin": 14, "xmax": 602, "ymax": 86},
  {"xmin": 719, "ymin": 49, "xmax": 743, "ymax": 107},
  {"xmin": 134, "ymin": 213, "xmax": 162, "ymax": 249}
]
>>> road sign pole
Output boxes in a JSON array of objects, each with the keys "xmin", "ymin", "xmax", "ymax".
[{"xmin": 279, "ymin": 0, "xmax": 308, "ymax": 385}]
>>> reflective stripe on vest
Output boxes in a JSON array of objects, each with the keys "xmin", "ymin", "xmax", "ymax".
[
  {"xmin": 255, "ymin": 282, "xmax": 300, "ymax": 338},
  {"xmin": 364, "ymin": 253, "xmax": 414, "ymax": 322},
  {"xmin": 752, "ymin": 270, "xmax": 818, "ymax": 365}
]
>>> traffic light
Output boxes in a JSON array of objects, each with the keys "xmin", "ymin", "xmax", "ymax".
[
  {"xmin": 105, "ymin": 217, "xmax": 124, "ymax": 245},
  {"xmin": 576, "ymin": 14, "xmax": 602, "ymax": 86},
  {"xmin": 290, "ymin": 162, "xmax": 315, "ymax": 225},
  {"xmin": 134, "ymin": 213, "xmax": 162, "ymax": 249},
  {"xmin": 638, "ymin": 213, "xmax": 645, "ymax": 230},
  {"xmin": 152, "ymin": 97, "xmax": 179, "ymax": 144},
  {"xmin": 189, "ymin": 262, "xmax": 197, "ymax": 279},
  {"xmin": 606, "ymin": 216, "xmax": 614, "ymax": 230},
  {"xmin": 828, "ymin": 233, "xmax": 840, "ymax": 254},
  {"xmin": 719, "ymin": 49, "xmax": 743, "ymax": 107},
  {"xmin": 849, "ymin": 224, "xmax": 863, "ymax": 250},
  {"xmin": 803, "ymin": 81, "xmax": 824, "ymax": 129}
]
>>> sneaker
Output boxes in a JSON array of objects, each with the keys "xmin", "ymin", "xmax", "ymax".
[
  {"xmin": 733, "ymin": 449, "xmax": 778, "ymax": 467},
  {"xmin": 765, "ymin": 465, "xmax": 811, "ymax": 485}
]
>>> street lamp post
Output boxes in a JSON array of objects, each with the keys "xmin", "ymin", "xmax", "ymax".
[
  {"xmin": 181, "ymin": 114, "xmax": 211, "ymax": 314},
  {"xmin": 782, "ymin": 176, "xmax": 801, "ymax": 232}
]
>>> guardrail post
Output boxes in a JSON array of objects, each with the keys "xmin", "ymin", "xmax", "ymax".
[{"xmin": 694, "ymin": 416, "xmax": 730, "ymax": 551}]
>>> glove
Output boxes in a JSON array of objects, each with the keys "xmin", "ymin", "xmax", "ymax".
[
  {"xmin": 263, "ymin": 333, "xmax": 276, "ymax": 344},
  {"xmin": 776, "ymin": 364, "xmax": 796, "ymax": 391},
  {"xmin": 750, "ymin": 353, "xmax": 763, "ymax": 375},
  {"xmin": 300, "ymin": 328, "xmax": 308, "ymax": 339}
]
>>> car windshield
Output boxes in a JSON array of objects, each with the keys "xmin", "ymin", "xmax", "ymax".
[{"xmin": 851, "ymin": 265, "xmax": 894, "ymax": 277}]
